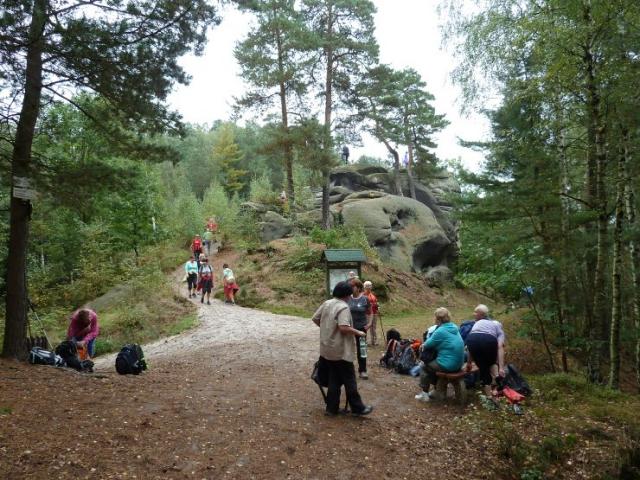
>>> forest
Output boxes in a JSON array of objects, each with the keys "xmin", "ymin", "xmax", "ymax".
[
  {"xmin": 0, "ymin": 0, "xmax": 640, "ymax": 479},
  {"xmin": 1, "ymin": 0, "xmax": 640, "ymax": 394}
]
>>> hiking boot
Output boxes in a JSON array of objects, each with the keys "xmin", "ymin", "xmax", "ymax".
[
  {"xmin": 415, "ymin": 391, "xmax": 431, "ymax": 402},
  {"xmin": 359, "ymin": 372, "xmax": 368, "ymax": 380},
  {"xmin": 200, "ymin": 297, "xmax": 204, "ymax": 304},
  {"xmin": 207, "ymin": 301, "xmax": 211, "ymax": 305},
  {"xmin": 351, "ymin": 406, "xmax": 373, "ymax": 417}
]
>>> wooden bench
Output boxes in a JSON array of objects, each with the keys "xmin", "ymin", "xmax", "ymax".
[{"xmin": 434, "ymin": 366, "xmax": 477, "ymax": 405}]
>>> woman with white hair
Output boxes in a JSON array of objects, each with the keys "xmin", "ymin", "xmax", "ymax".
[
  {"xmin": 415, "ymin": 307, "xmax": 464, "ymax": 402},
  {"xmin": 465, "ymin": 304, "xmax": 506, "ymax": 398}
]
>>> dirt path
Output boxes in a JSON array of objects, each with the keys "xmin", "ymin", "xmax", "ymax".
[{"xmin": 0, "ymin": 267, "xmax": 500, "ymax": 479}]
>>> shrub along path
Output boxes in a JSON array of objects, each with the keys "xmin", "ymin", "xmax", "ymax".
[{"xmin": 0, "ymin": 273, "xmax": 506, "ymax": 479}]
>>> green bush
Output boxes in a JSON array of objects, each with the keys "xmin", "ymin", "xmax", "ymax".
[
  {"xmin": 309, "ymin": 225, "xmax": 378, "ymax": 262},
  {"xmin": 285, "ymin": 236, "xmax": 323, "ymax": 272},
  {"xmin": 249, "ymin": 174, "xmax": 279, "ymax": 206}
]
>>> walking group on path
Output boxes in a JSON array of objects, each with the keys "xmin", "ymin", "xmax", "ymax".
[{"xmin": 186, "ymin": 218, "xmax": 240, "ymax": 306}]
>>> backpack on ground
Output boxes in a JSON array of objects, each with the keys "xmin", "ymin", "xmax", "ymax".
[
  {"xmin": 395, "ymin": 340, "xmax": 417, "ymax": 374},
  {"xmin": 29, "ymin": 347, "xmax": 64, "ymax": 367},
  {"xmin": 115, "ymin": 344, "xmax": 147, "ymax": 375},
  {"xmin": 499, "ymin": 363, "xmax": 532, "ymax": 396},
  {"xmin": 380, "ymin": 338, "xmax": 400, "ymax": 368},
  {"xmin": 54, "ymin": 340, "xmax": 94, "ymax": 372}
]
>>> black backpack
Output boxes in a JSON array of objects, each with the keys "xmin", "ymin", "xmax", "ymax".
[
  {"xmin": 29, "ymin": 347, "xmax": 64, "ymax": 367},
  {"xmin": 395, "ymin": 341, "xmax": 417, "ymax": 374},
  {"xmin": 115, "ymin": 344, "xmax": 147, "ymax": 375},
  {"xmin": 55, "ymin": 340, "xmax": 94, "ymax": 372},
  {"xmin": 499, "ymin": 364, "xmax": 532, "ymax": 396}
]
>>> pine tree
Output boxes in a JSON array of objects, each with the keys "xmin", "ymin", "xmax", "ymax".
[
  {"xmin": 235, "ymin": 0, "xmax": 309, "ymax": 205},
  {"xmin": 301, "ymin": 0, "xmax": 379, "ymax": 228},
  {"xmin": 0, "ymin": 0, "xmax": 219, "ymax": 357},
  {"xmin": 213, "ymin": 125, "xmax": 247, "ymax": 197}
]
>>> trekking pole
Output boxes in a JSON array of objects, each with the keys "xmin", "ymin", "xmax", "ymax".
[
  {"xmin": 378, "ymin": 311, "xmax": 385, "ymax": 341},
  {"xmin": 27, "ymin": 298, "xmax": 51, "ymax": 350}
]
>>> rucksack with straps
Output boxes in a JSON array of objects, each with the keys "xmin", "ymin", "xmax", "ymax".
[
  {"xmin": 55, "ymin": 340, "xmax": 94, "ymax": 372},
  {"xmin": 395, "ymin": 340, "xmax": 418, "ymax": 374},
  {"xmin": 29, "ymin": 347, "xmax": 64, "ymax": 367},
  {"xmin": 115, "ymin": 344, "xmax": 147, "ymax": 375}
]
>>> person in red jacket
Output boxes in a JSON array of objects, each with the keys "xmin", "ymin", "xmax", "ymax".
[
  {"xmin": 191, "ymin": 235, "xmax": 203, "ymax": 262},
  {"xmin": 67, "ymin": 308, "xmax": 99, "ymax": 358},
  {"xmin": 363, "ymin": 281, "xmax": 380, "ymax": 346}
]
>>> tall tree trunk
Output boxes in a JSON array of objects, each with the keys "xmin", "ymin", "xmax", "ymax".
[
  {"xmin": 582, "ymin": 12, "xmax": 607, "ymax": 381},
  {"xmin": 276, "ymin": 22, "xmax": 294, "ymax": 206},
  {"xmin": 621, "ymin": 131, "xmax": 640, "ymax": 390},
  {"xmin": 321, "ymin": 5, "xmax": 333, "ymax": 230},
  {"xmin": 407, "ymin": 141, "xmax": 417, "ymax": 200},
  {"xmin": 556, "ymin": 125, "xmax": 570, "ymax": 372},
  {"xmin": 609, "ymin": 137, "xmax": 625, "ymax": 389},
  {"xmin": 380, "ymin": 136, "xmax": 402, "ymax": 196},
  {"xmin": 3, "ymin": 0, "xmax": 47, "ymax": 359}
]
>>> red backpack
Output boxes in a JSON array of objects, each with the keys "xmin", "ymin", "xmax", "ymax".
[{"xmin": 193, "ymin": 238, "xmax": 202, "ymax": 250}]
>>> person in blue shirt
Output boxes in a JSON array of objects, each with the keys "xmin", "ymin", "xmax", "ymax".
[
  {"xmin": 415, "ymin": 307, "xmax": 464, "ymax": 403},
  {"xmin": 184, "ymin": 255, "xmax": 199, "ymax": 298}
]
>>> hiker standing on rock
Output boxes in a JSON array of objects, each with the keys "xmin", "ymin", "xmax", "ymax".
[
  {"xmin": 312, "ymin": 281, "xmax": 373, "ymax": 417},
  {"xmin": 349, "ymin": 279, "xmax": 370, "ymax": 379}
]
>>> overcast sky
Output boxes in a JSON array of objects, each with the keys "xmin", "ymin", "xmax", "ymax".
[{"xmin": 168, "ymin": 1, "xmax": 492, "ymax": 172}]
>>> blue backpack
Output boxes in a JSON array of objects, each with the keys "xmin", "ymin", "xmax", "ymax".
[{"xmin": 458, "ymin": 320, "xmax": 475, "ymax": 343}]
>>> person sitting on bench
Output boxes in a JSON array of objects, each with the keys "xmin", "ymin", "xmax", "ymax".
[
  {"xmin": 67, "ymin": 308, "xmax": 99, "ymax": 358},
  {"xmin": 415, "ymin": 307, "xmax": 464, "ymax": 403}
]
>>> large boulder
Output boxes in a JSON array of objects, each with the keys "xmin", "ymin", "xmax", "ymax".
[
  {"xmin": 329, "ymin": 165, "xmax": 392, "ymax": 193},
  {"xmin": 339, "ymin": 195, "xmax": 452, "ymax": 272},
  {"xmin": 259, "ymin": 211, "xmax": 292, "ymax": 242},
  {"xmin": 424, "ymin": 265, "xmax": 455, "ymax": 287}
]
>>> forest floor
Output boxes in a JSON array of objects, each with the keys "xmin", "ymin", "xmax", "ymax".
[{"xmin": 1, "ymin": 248, "xmax": 639, "ymax": 479}]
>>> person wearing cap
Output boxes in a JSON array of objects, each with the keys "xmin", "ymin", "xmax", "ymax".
[
  {"xmin": 311, "ymin": 281, "xmax": 373, "ymax": 417},
  {"xmin": 363, "ymin": 281, "xmax": 379, "ymax": 346}
]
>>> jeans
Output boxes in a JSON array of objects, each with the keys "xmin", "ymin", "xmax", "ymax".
[
  {"xmin": 324, "ymin": 358, "xmax": 366, "ymax": 414},
  {"xmin": 419, "ymin": 360, "xmax": 441, "ymax": 391}
]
